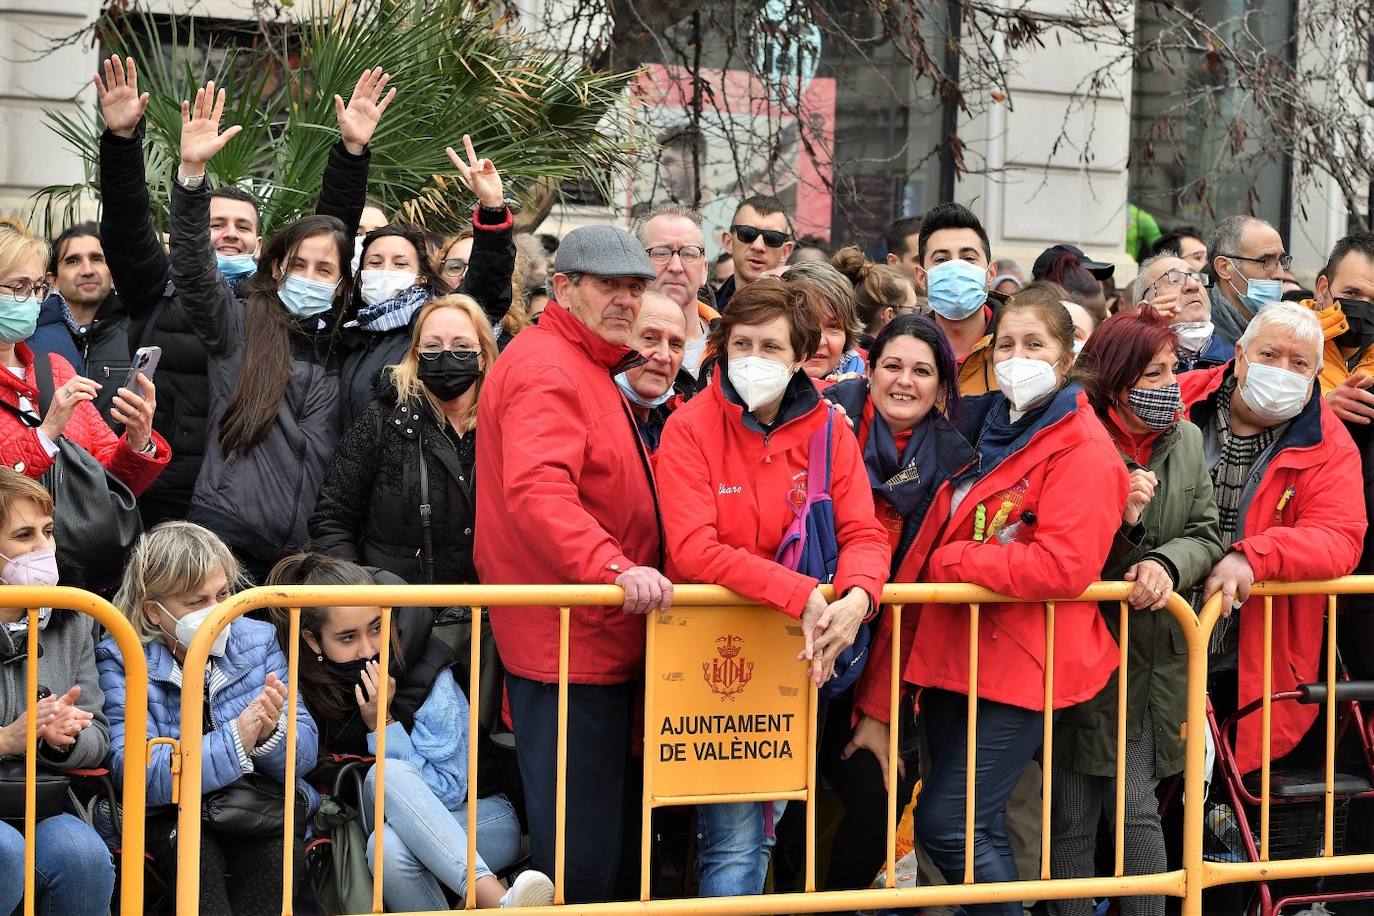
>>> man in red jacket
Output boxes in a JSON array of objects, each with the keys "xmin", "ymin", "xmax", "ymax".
[
  {"xmin": 1181, "ymin": 300, "xmax": 1365, "ymax": 774},
  {"xmin": 474, "ymin": 223, "xmax": 672, "ymax": 903}
]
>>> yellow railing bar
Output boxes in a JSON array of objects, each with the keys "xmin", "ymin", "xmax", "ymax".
[
  {"xmin": 555, "ymin": 605, "xmax": 570, "ymax": 905},
  {"xmin": 883, "ymin": 603, "xmax": 902, "ymax": 891},
  {"xmin": 805, "ymin": 671, "xmax": 818, "ymax": 893},
  {"xmin": 1040, "ymin": 600, "xmax": 1055, "ymax": 881},
  {"xmin": 146, "ymin": 737, "xmax": 180, "ymax": 804},
  {"xmin": 964, "ymin": 601, "xmax": 979, "ymax": 885},
  {"xmin": 22, "ymin": 605, "xmax": 37, "ymax": 916},
  {"xmin": 467, "ymin": 606, "xmax": 482, "ymax": 909},
  {"xmin": 371, "ymin": 605, "xmax": 393, "ymax": 915},
  {"xmin": 282, "ymin": 607, "xmax": 300, "ymax": 916},
  {"xmin": 1324, "ymin": 593, "xmax": 1337, "ymax": 857},
  {"xmin": 1114, "ymin": 600, "xmax": 1128, "ymax": 877},
  {"xmin": 1260, "ymin": 595, "xmax": 1273, "ymax": 860},
  {"xmin": 2, "ymin": 586, "xmax": 150, "ymax": 916}
]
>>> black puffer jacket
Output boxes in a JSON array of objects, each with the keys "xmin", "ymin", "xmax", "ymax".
[
  {"xmin": 338, "ymin": 205, "xmax": 515, "ymax": 431},
  {"xmin": 309, "ymin": 381, "xmax": 476, "ymax": 585},
  {"xmin": 99, "ymin": 124, "xmax": 369, "ymax": 523},
  {"xmin": 168, "ymin": 179, "xmax": 343, "ymax": 570}
]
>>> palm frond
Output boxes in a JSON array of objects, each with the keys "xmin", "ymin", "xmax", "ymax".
[{"xmin": 35, "ymin": 0, "xmax": 639, "ymax": 236}]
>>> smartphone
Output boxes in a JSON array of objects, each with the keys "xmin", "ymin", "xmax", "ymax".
[{"xmin": 123, "ymin": 346, "xmax": 162, "ymax": 392}]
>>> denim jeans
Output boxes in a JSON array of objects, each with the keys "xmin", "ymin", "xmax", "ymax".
[
  {"xmin": 696, "ymin": 801, "xmax": 785, "ymax": 897},
  {"xmin": 0, "ymin": 813, "xmax": 115, "ymax": 916},
  {"xmin": 363, "ymin": 759, "xmax": 522, "ymax": 910},
  {"xmin": 915, "ymin": 688, "xmax": 1047, "ymax": 916}
]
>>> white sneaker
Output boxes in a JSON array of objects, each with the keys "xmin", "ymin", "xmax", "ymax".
[{"xmin": 500, "ymin": 870, "xmax": 555, "ymax": 908}]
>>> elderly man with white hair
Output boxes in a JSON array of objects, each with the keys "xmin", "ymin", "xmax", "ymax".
[
  {"xmin": 1132, "ymin": 252, "xmax": 1231, "ymax": 370},
  {"xmin": 1179, "ymin": 301, "xmax": 1365, "ymax": 775}
]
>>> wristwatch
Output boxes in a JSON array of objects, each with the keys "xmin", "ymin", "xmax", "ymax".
[{"xmin": 176, "ymin": 169, "xmax": 206, "ymax": 190}]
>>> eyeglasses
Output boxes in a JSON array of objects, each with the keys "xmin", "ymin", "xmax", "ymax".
[
  {"xmin": 1222, "ymin": 252, "xmax": 1293, "ymax": 272},
  {"xmin": 417, "ymin": 345, "xmax": 480, "ymax": 360},
  {"xmin": 440, "ymin": 258, "xmax": 469, "ymax": 277},
  {"xmin": 1146, "ymin": 269, "xmax": 1212, "ymax": 295},
  {"xmin": 645, "ymin": 245, "xmax": 705, "ymax": 265},
  {"xmin": 731, "ymin": 225, "xmax": 790, "ymax": 248},
  {"xmin": 0, "ymin": 280, "xmax": 48, "ymax": 300}
]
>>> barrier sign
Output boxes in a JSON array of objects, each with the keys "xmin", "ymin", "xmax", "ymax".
[{"xmin": 646, "ymin": 604, "xmax": 811, "ymax": 798}]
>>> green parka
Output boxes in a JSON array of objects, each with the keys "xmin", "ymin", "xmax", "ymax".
[{"xmin": 1055, "ymin": 418, "xmax": 1223, "ymax": 778}]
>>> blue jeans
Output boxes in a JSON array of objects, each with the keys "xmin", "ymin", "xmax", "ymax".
[
  {"xmin": 696, "ymin": 801, "xmax": 785, "ymax": 897},
  {"xmin": 0, "ymin": 813, "xmax": 115, "ymax": 916},
  {"xmin": 363, "ymin": 759, "xmax": 522, "ymax": 910},
  {"xmin": 915, "ymin": 689, "xmax": 1046, "ymax": 916}
]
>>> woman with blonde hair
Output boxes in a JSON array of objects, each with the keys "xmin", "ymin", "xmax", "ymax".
[
  {"xmin": 97, "ymin": 520, "xmax": 318, "ymax": 914},
  {"xmin": 311, "ymin": 294, "xmax": 497, "ymax": 583}
]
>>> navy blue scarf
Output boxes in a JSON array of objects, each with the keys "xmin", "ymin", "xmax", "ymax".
[
  {"xmin": 959, "ymin": 382, "xmax": 1082, "ymax": 485},
  {"xmin": 865, "ymin": 409, "xmax": 941, "ymax": 519}
]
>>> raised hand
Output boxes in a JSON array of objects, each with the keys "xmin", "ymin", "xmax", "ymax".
[
  {"xmin": 445, "ymin": 135, "xmax": 505, "ymax": 209},
  {"xmin": 335, "ymin": 67, "xmax": 396, "ymax": 156},
  {"xmin": 179, "ymin": 81, "xmax": 242, "ymax": 176},
  {"xmin": 94, "ymin": 56, "xmax": 149, "ymax": 140}
]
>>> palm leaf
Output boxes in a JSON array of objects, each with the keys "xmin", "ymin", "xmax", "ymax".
[{"xmin": 34, "ymin": 0, "xmax": 639, "ymax": 236}]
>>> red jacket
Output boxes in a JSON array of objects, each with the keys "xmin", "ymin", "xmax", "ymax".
[
  {"xmin": 655, "ymin": 371, "xmax": 890, "ymax": 617},
  {"xmin": 474, "ymin": 302, "xmax": 663, "ymax": 685},
  {"xmin": 1181, "ymin": 363, "xmax": 1365, "ymax": 773},
  {"xmin": 0, "ymin": 344, "xmax": 168, "ymax": 495},
  {"xmin": 856, "ymin": 387, "xmax": 1127, "ymax": 718}
]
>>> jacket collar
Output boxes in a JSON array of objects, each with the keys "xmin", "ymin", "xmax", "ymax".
[
  {"xmin": 1186, "ymin": 361, "xmax": 1325, "ymax": 459},
  {"xmin": 0, "ymin": 344, "xmax": 39, "ymax": 404},
  {"xmin": 714, "ymin": 360, "xmax": 822, "ymax": 435},
  {"xmin": 539, "ymin": 301, "xmax": 637, "ymax": 372}
]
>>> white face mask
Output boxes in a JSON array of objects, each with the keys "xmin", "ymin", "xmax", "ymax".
[
  {"xmin": 1239, "ymin": 353, "xmax": 1311, "ymax": 422},
  {"xmin": 994, "ymin": 356, "xmax": 1061, "ymax": 413},
  {"xmin": 1173, "ymin": 321, "xmax": 1214, "ymax": 357},
  {"xmin": 728, "ymin": 355, "xmax": 794, "ymax": 413},
  {"xmin": 1072, "ymin": 339, "xmax": 1084, "ymax": 357},
  {"xmin": 350, "ymin": 237, "xmax": 365, "ymax": 274},
  {"xmin": 358, "ymin": 269, "xmax": 419, "ymax": 307},
  {"xmin": 156, "ymin": 601, "xmax": 230, "ymax": 658}
]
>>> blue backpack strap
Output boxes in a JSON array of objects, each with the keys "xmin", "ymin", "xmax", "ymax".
[{"xmin": 807, "ymin": 411, "xmax": 833, "ymax": 498}]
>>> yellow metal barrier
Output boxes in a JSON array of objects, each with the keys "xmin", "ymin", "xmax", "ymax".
[
  {"xmin": 4, "ymin": 586, "xmax": 150, "ymax": 916},
  {"xmin": 163, "ymin": 582, "xmax": 1203, "ymax": 915},
  {"xmin": 1196, "ymin": 577, "xmax": 1374, "ymax": 912},
  {"xmin": 156, "ymin": 579, "xmax": 1374, "ymax": 914}
]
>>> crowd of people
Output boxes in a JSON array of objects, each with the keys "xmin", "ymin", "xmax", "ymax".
[{"xmin": 1, "ymin": 53, "xmax": 1372, "ymax": 916}]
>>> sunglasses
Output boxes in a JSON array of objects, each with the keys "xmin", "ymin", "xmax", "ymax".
[{"xmin": 731, "ymin": 225, "xmax": 790, "ymax": 248}]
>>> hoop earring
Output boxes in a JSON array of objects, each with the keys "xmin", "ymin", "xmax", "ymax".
[{"xmin": 316, "ymin": 654, "xmax": 323, "ymax": 662}]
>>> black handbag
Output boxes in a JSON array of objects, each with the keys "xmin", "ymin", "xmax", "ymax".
[
  {"xmin": 202, "ymin": 771, "xmax": 307, "ymax": 837},
  {"xmin": 0, "ymin": 758, "xmax": 71, "ymax": 824},
  {"xmin": 0, "ymin": 351, "xmax": 143, "ymax": 592}
]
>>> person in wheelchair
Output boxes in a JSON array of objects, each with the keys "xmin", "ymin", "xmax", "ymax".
[
  {"xmin": 266, "ymin": 552, "xmax": 553, "ymax": 909},
  {"xmin": 1181, "ymin": 301, "xmax": 1366, "ymax": 773},
  {"xmin": 0, "ymin": 468, "xmax": 114, "ymax": 916}
]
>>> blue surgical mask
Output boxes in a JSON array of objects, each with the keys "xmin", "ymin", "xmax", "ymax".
[
  {"xmin": 1227, "ymin": 263, "xmax": 1283, "ymax": 316},
  {"xmin": 278, "ymin": 273, "xmax": 339, "ymax": 320},
  {"xmin": 925, "ymin": 259, "xmax": 988, "ymax": 321},
  {"xmin": 216, "ymin": 252, "xmax": 257, "ymax": 280},
  {"xmin": 0, "ymin": 291, "xmax": 39, "ymax": 343},
  {"xmin": 615, "ymin": 370, "xmax": 672, "ymax": 409}
]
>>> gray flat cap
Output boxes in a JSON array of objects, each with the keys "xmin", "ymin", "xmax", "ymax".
[{"xmin": 553, "ymin": 224, "xmax": 657, "ymax": 280}]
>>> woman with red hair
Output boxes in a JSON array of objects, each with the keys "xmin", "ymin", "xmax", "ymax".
[{"xmin": 1048, "ymin": 306, "xmax": 1224, "ymax": 916}]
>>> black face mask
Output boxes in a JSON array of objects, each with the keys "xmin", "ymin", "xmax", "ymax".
[
  {"xmin": 321, "ymin": 654, "xmax": 376, "ymax": 683},
  {"xmin": 417, "ymin": 351, "xmax": 481, "ymax": 401},
  {"xmin": 1337, "ymin": 299, "xmax": 1374, "ymax": 351}
]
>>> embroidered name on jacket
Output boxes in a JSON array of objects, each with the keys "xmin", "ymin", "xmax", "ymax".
[
  {"xmin": 885, "ymin": 466, "xmax": 921, "ymax": 490},
  {"xmin": 718, "ymin": 483, "xmax": 743, "ymax": 495}
]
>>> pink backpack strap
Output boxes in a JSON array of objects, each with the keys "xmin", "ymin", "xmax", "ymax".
[{"xmin": 807, "ymin": 413, "xmax": 833, "ymax": 499}]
